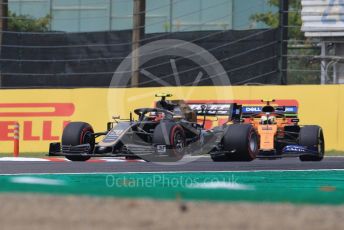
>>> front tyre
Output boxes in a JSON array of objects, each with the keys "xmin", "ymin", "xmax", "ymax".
[
  {"xmin": 299, "ymin": 125, "xmax": 324, "ymax": 162},
  {"xmin": 62, "ymin": 122, "xmax": 95, "ymax": 162}
]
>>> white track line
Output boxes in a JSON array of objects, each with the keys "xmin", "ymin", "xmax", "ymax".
[
  {"xmin": 188, "ymin": 181, "xmax": 254, "ymax": 191},
  {"xmin": 0, "ymin": 157, "xmax": 145, "ymax": 162},
  {"xmin": 10, "ymin": 177, "xmax": 66, "ymax": 186},
  {"xmin": 0, "ymin": 157, "xmax": 49, "ymax": 162}
]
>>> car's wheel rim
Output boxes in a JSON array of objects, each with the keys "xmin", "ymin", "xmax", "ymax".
[
  {"xmin": 248, "ymin": 131, "xmax": 258, "ymax": 155},
  {"xmin": 83, "ymin": 132, "xmax": 92, "ymax": 143},
  {"xmin": 318, "ymin": 130, "xmax": 324, "ymax": 157},
  {"xmin": 82, "ymin": 130, "xmax": 94, "ymax": 154},
  {"xmin": 174, "ymin": 131, "xmax": 185, "ymax": 154}
]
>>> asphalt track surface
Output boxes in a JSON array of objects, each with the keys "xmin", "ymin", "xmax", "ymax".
[{"xmin": 0, "ymin": 156, "xmax": 344, "ymax": 174}]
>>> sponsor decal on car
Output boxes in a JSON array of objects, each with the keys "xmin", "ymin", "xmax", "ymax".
[
  {"xmin": 261, "ymin": 126, "xmax": 274, "ymax": 130},
  {"xmin": 156, "ymin": 145, "xmax": 167, "ymax": 153},
  {"xmin": 284, "ymin": 106, "xmax": 298, "ymax": 113},
  {"xmin": 188, "ymin": 103, "xmax": 232, "ymax": 116},
  {"xmin": 283, "ymin": 145, "xmax": 307, "ymax": 153},
  {"xmin": 242, "ymin": 106, "xmax": 262, "ymax": 113},
  {"xmin": 104, "ymin": 129, "xmax": 125, "ymax": 142}
]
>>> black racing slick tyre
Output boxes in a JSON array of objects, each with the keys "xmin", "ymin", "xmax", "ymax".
[
  {"xmin": 62, "ymin": 122, "xmax": 95, "ymax": 162},
  {"xmin": 152, "ymin": 122, "xmax": 186, "ymax": 161},
  {"xmin": 299, "ymin": 125, "xmax": 324, "ymax": 162},
  {"xmin": 212, "ymin": 124, "xmax": 258, "ymax": 162}
]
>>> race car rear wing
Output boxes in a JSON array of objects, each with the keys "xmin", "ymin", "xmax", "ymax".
[
  {"xmin": 155, "ymin": 99, "xmax": 238, "ymax": 121},
  {"xmin": 241, "ymin": 105, "xmax": 298, "ymax": 118},
  {"xmin": 187, "ymin": 102, "xmax": 242, "ymax": 121}
]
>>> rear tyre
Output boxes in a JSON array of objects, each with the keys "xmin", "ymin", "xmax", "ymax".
[
  {"xmin": 212, "ymin": 124, "xmax": 258, "ymax": 162},
  {"xmin": 62, "ymin": 122, "xmax": 95, "ymax": 162},
  {"xmin": 152, "ymin": 122, "xmax": 186, "ymax": 162},
  {"xmin": 299, "ymin": 125, "xmax": 324, "ymax": 161}
]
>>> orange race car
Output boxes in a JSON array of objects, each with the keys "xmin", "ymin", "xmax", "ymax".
[{"xmin": 210, "ymin": 99, "xmax": 325, "ymax": 162}]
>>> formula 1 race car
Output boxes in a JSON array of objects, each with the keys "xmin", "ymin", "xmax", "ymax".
[
  {"xmin": 210, "ymin": 99, "xmax": 325, "ymax": 162},
  {"xmin": 49, "ymin": 94, "xmax": 241, "ymax": 162}
]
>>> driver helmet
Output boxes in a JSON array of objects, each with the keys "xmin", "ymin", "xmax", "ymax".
[
  {"xmin": 154, "ymin": 112, "xmax": 165, "ymax": 122},
  {"xmin": 268, "ymin": 116, "xmax": 276, "ymax": 124},
  {"xmin": 261, "ymin": 115, "xmax": 268, "ymax": 124}
]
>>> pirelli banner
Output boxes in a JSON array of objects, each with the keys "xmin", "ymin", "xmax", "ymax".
[{"xmin": 0, "ymin": 85, "xmax": 344, "ymax": 153}]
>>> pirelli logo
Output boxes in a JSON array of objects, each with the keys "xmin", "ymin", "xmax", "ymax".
[{"xmin": 0, "ymin": 103, "xmax": 75, "ymax": 141}]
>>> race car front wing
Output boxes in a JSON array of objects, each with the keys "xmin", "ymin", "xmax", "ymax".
[{"xmin": 49, "ymin": 142, "xmax": 170, "ymax": 158}]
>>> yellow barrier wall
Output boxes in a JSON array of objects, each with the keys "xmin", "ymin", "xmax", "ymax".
[{"xmin": 0, "ymin": 85, "xmax": 342, "ymax": 153}]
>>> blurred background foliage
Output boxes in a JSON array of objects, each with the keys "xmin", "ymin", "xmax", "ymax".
[{"xmin": 251, "ymin": 0, "xmax": 320, "ymax": 84}]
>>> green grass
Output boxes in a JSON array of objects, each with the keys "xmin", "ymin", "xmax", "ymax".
[{"xmin": 1, "ymin": 171, "xmax": 344, "ymax": 204}]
